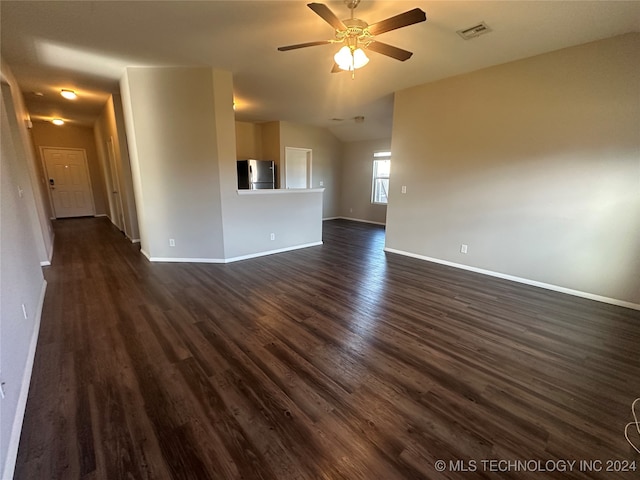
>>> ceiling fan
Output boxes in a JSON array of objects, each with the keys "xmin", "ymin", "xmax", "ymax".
[{"xmin": 277, "ymin": 0, "xmax": 427, "ymax": 76}]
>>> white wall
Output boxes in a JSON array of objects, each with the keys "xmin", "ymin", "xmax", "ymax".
[
  {"xmin": 386, "ymin": 33, "xmax": 640, "ymax": 307},
  {"xmin": 0, "ymin": 63, "xmax": 49, "ymax": 480}
]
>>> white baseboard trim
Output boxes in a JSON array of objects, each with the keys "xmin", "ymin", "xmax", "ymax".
[
  {"xmin": 384, "ymin": 247, "xmax": 640, "ymax": 311},
  {"xmin": 104, "ymin": 215, "xmax": 135, "ymax": 244},
  {"xmin": 2, "ymin": 279, "xmax": 47, "ymax": 480},
  {"xmin": 39, "ymin": 260, "xmax": 51, "ymax": 267},
  {"xmin": 334, "ymin": 216, "xmax": 386, "ymax": 226},
  {"xmin": 147, "ymin": 256, "xmax": 225, "ymax": 264},
  {"xmin": 145, "ymin": 241, "xmax": 323, "ymax": 264},
  {"xmin": 323, "ymin": 216, "xmax": 340, "ymax": 221},
  {"xmin": 94, "ymin": 213, "xmax": 108, "ymax": 218},
  {"xmin": 224, "ymin": 241, "xmax": 323, "ymax": 263}
]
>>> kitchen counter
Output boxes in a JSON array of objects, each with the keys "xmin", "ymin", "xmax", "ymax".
[{"xmin": 236, "ymin": 188, "xmax": 325, "ymax": 195}]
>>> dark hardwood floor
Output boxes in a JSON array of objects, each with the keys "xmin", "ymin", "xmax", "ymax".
[{"xmin": 15, "ymin": 217, "xmax": 640, "ymax": 479}]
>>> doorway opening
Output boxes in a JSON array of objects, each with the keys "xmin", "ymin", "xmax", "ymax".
[{"xmin": 284, "ymin": 147, "xmax": 312, "ymax": 189}]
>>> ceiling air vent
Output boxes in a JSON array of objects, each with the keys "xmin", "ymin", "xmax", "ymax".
[{"xmin": 457, "ymin": 22, "xmax": 492, "ymax": 40}]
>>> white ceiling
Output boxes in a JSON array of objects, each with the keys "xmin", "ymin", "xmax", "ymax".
[{"xmin": 2, "ymin": 1, "xmax": 639, "ymax": 142}]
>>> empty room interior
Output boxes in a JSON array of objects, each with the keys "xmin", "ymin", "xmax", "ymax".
[{"xmin": 1, "ymin": 1, "xmax": 639, "ymax": 478}]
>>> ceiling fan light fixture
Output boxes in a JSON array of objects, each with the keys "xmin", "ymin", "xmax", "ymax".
[
  {"xmin": 278, "ymin": 2, "xmax": 426, "ymax": 75},
  {"xmin": 60, "ymin": 89, "xmax": 77, "ymax": 100},
  {"xmin": 334, "ymin": 46, "xmax": 353, "ymax": 69},
  {"xmin": 352, "ymin": 48, "xmax": 369, "ymax": 68},
  {"xmin": 334, "ymin": 46, "xmax": 369, "ymax": 71},
  {"xmin": 51, "ymin": 118, "xmax": 65, "ymax": 126}
]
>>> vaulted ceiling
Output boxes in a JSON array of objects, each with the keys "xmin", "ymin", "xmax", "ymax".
[{"xmin": 2, "ymin": 1, "xmax": 639, "ymax": 141}]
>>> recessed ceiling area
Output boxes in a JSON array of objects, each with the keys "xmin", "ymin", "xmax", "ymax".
[{"xmin": 2, "ymin": 1, "xmax": 639, "ymax": 141}]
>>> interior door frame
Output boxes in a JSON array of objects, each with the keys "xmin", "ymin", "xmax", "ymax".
[
  {"xmin": 40, "ymin": 146, "xmax": 96, "ymax": 219},
  {"xmin": 284, "ymin": 146, "xmax": 312, "ymax": 189},
  {"xmin": 106, "ymin": 136, "xmax": 125, "ymax": 231}
]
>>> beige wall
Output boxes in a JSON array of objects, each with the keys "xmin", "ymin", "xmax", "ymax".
[
  {"xmin": 234, "ymin": 120, "xmax": 279, "ymax": 186},
  {"xmin": 235, "ymin": 121, "xmax": 263, "ymax": 160},
  {"xmin": 260, "ymin": 121, "xmax": 281, "ymax": 167},
  {"xmin": 234, "ymin": 120, "xmax": 290, "ymax": 189},
  {"xmin": 120, "ymin": 67, "xmax": 324, "ymax": 261},
  {"xmin": 234, "ymin": 119, "xmax": 342, "ymax": 217},
  {"xmin": 0, "ymin": 60, "xmax": 49, "ymax": 479},
  {"xmin": 120, "ymin": 67, "xmax": 226, "ymax": 259},
  {"xmin": 280, "ymin": 121, "xmax": 342, "ymax": 219},
  {"xmin": 386, "ymin": 33, "xmax": 640, "ymax": 307},
  {"xmin": 94, "ymin": 95, "xmax": 140, "ymax": 240},
  {"xmin": 1, "ymin": 62, "xmax": 53, "ymax": 264},
  {"xmin": 217, "ymin": 74, "xmax": 324, "ymax": 259},
  {"xmin": 340, "ymin": 138, "xmax": 390, "ymax": 224},
  {"xmin": 31, "ymin": 121, "xmax": 109, "ymax": 216}
]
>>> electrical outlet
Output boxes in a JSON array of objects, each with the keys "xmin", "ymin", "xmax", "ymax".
[
  {"xmin": 169, "ymin": 239, "xmax": 176, "ymax": 247},
  {"xmin": 401, "ymin": 185, "xmax": 407, "ymax": 194},
  {"xmin": 270, "ymin": 233, "xmax": 275, "ymax": 241},
  {"xmin": 319, "ymin": 181, "xmax": 324, "ymax": 186},
  {"xmin": 460, "ymin": 244, "xmax": 468, "ymax": 254}
]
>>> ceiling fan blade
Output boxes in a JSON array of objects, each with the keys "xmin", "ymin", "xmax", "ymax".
[
  {"xmin": 366, "ymin": 41, "xmax": 413, "ymax": 61},
  {"xmin": 367, "ymin": 8, "xmax": 426, "ymax": 36},
  {"xmin": 331, "ymin": 63, "xmax": 343, "ymax": 73},
  {"xmin": 307, "ymin": 3, "xmax": 346, "ymax": 31},
  {"xmin": 278, "ymin": 40, "xmax": 332, "ymax": 51}
]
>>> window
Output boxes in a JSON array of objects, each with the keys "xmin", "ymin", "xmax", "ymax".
[{"xmin": 372, "ymin": 151, "xmax": 391, "ymax": 204}]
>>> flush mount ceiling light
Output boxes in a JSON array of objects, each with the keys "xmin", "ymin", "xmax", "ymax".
[
  {"xmin": 51, "ymin": 118, "xmax": 64, "ymax": 126},
  {"xmin": 278, "ymin": 0, "xmax": 426, "ymax": 79},
  {"xmin": 60, "ymin": 89, "xmax": 77, "ymax": 100}
]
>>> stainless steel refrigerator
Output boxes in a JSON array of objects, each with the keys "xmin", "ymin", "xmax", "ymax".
[{"xmin": 237, "ymin": 160, "xmax": 275, "ymax": 189}]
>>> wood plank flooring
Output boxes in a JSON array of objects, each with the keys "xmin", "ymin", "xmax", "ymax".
[{"xmin": 15, "ymin": 217, "xmax": 640, "ymax": 479}]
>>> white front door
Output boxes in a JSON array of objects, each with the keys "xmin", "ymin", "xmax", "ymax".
[
  {"xmin": 43, "ymin": 147, "xmax": 95, "ymax": 218},
  {"xmin": 285, "ymin": 147, "xmax": 312, "ymax": 189}
]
